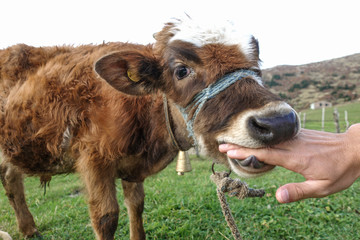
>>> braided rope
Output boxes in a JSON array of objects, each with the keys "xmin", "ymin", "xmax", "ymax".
[{"xmin": 210, "ymin": 170, "xmax": 265, "ymax": 240}]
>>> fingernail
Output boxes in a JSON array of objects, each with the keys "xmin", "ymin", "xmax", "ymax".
[
  {"xmin": 277, "ymin": 188, "xmax": 290, "ymax": 203},
  {"xmin": 227, "ymin": 150, "xmax": 237, "ymax": 156},
  {"xmin": 218, "ymin": 144, "xmax": 228, "ymax": 151}
]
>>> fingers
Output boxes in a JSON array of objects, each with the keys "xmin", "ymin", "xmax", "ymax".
[
  {"xmin": 276, "ymin": 180, "xmax": 330, "ymax": 203},
  {"xmin": 218, "ymin": 126, "xmax": 359, "ymax": 204},
  {"xmin": 219, "ymin": 143, "xmax": 289, "ymax": 167},
  {"xmin": 218, "ymin": 143, "xmax": 240, "ymax": 153}
]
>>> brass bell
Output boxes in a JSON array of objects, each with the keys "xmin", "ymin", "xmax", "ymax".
[{"xmin": 176, "ymin": 151, "xmax": 192, "ymax": 175}]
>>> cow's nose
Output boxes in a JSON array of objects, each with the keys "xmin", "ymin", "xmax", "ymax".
[{"xmin": 248, "ymin": 111, "xmax": 298, "ymax": 145}]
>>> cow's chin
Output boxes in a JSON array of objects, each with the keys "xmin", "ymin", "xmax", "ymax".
[
  {"xmin": 197, "ymin": 135, "xmax": 275, "ymax": 178},
  {"xmin": 220, "ymin": 140, "xmax": 275, "ymax": 178},
  {"xmin": 226, "ymin": 155, "xmax": 275, "ymax": 178}
]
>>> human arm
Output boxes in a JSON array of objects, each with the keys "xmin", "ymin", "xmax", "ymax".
[{"xmin": 219, "ymin": 123, "xmax": 360, "ymax": 203}]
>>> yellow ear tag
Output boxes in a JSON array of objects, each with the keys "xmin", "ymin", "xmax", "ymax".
[{"xmin": 127, "ymin": 70, "xmax": 140, "ymax": 82}]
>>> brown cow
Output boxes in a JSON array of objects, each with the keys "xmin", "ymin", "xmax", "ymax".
[{"xmin": 0, "ymin": 17, "xmax": 299, "ymax": 239}]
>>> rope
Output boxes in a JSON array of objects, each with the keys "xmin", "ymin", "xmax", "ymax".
[
  {"xmin": 210, "ymin": 169, "xmax": 265, "ymax": 240},
  {"xmin": 163, "ymin": 94, "xmax": 183, "ymax": 151}
]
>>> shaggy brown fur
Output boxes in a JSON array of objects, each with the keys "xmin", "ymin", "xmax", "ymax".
[{"xmin": 0, "ymin": 43, "xmax": 181, "ymax": 239}]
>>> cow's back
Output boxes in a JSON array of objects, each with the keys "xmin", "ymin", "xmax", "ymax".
[{"xmin": 0, "ymin": 43, "xmax": 148, "ymax": 175}]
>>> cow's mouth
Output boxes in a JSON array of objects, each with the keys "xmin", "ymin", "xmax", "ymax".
[
  {"xmin": 230, "ymin": 155, "xmax": 265, "ymax": 169},
  {"xmin": 227, "ymin": 154, "xmax": 275, "ymax": 177},
  {"xmin": 218, "ymin": 141, "xmax": 275, "ymax": 177}
]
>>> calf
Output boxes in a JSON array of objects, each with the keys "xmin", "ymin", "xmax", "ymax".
[{"xmin": 0, "ymin": 17, "xmax": 299, "ymax": 239}]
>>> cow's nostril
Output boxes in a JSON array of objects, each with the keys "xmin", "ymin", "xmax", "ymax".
[
  {"xmin": 248, "ymin": 111, "xmax": 298, "ymax": 145},
  {"xmin": 249, "ymin": 117, "xmax": 273, "ymax": 136}
]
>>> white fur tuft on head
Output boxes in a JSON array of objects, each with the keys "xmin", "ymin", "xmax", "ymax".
[{"xmin": 168, "ymin": 17, "xmax": 256, "ymax": 60}]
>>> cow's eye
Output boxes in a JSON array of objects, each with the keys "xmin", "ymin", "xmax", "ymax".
[{"xmin": 174, "ymin": 65, "xmax": 191, "ymax": 80}]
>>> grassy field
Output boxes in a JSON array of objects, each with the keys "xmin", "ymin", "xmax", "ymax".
[
  {"xmin": 1, "ymin": 158, "xmax": 360, "ymax": 240},
  {"xmin": 298, "ymin": 101, "xmax": 360, "ymax": 132}
]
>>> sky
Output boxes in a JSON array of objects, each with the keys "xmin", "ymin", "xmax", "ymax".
[{"xmin": 1, "ymin": 0, "xmax": 359, "ymax": 69}]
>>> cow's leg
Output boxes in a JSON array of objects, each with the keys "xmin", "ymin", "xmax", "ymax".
[
  {"xmin": 121, "ymin": 180, "xmax": 145, "ymax": 240},
  {"xmin": 79, "ymin": 160, "xmax": 119, "ymax": 240},
  {"xmin": 0, "ymin": 162, "xmax": 39, "ymax": 237}
]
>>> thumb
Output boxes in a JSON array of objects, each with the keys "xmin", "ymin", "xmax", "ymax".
[{"xmin": 276, "ymin": 181, "xmax": 326, "ymax": 203}]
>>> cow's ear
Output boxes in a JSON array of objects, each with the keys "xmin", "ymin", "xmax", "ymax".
[{"xmin": 94, "ymin": 49, "xmax": 163, "ymax": 95}]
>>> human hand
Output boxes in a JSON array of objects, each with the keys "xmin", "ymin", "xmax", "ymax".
[{"xmin": 219, "ymin": 124, "xmax": 360, "ymax": 203}]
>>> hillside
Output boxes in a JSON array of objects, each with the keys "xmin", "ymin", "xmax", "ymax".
[{"xmin": 262, "ymin": 53, "xmax": 360, "ymax": 110}]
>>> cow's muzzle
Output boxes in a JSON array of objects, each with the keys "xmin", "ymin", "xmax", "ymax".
[
  {"xmin": 215, "ymin": 102, "xmax": 300, "ymax": 177},
  {"xmin": 248, "ymin": 111, "xmax": 299, "ymax": 146}
]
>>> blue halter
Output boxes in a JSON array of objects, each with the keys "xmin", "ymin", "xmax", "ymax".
[{"xmin": 176, "ymin": 69, "xmax": 262, "ymax": 147}]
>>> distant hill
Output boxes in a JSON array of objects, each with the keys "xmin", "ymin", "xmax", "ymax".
[{"xmin": 262, "ymin": 53, "xmax": 360, "ymax": 110}]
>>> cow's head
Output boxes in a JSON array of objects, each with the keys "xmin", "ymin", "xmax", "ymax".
[{"xmin": 95, "ymin": 17, "xmax": 300, "ymax": 177}]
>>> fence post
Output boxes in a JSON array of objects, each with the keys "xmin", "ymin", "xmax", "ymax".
[
  {"xmin": 345, "ymin": 110, "xmax": 349, "ymax": 130},
  {"xmin": 321, "ymin": 107, "xmax": 325, "ymax": 131},
  {"xmin": 303, "ymin": 112, "xmax": 306, "ymax": 129},
  {"xmin": 333, "ymin": 108, "xmax": 340, "ymax": 133}
]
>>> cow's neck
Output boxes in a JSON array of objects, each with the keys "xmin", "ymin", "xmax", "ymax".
[{"xmin": 116, "ymin": 94, "xmax": 192, "ymax": 182}]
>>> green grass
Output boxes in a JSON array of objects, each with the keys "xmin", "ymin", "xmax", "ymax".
[
  {"xmin": 1, "ymin": 158, "xmax": 360, "ymax": 239},
  {"xmin": 298, "ymin": 101, "xmax": 360, "ymax": 132}
]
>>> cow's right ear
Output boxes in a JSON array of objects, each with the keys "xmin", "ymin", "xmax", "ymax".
[{"xmin": 94, "ymin": 48, "xmax": 163, "ymax": 96}]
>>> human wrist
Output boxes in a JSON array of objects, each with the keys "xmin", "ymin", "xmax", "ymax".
[{"xmin": 346, "ymin": 124, "xmax": 360, "ymax": 178}]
